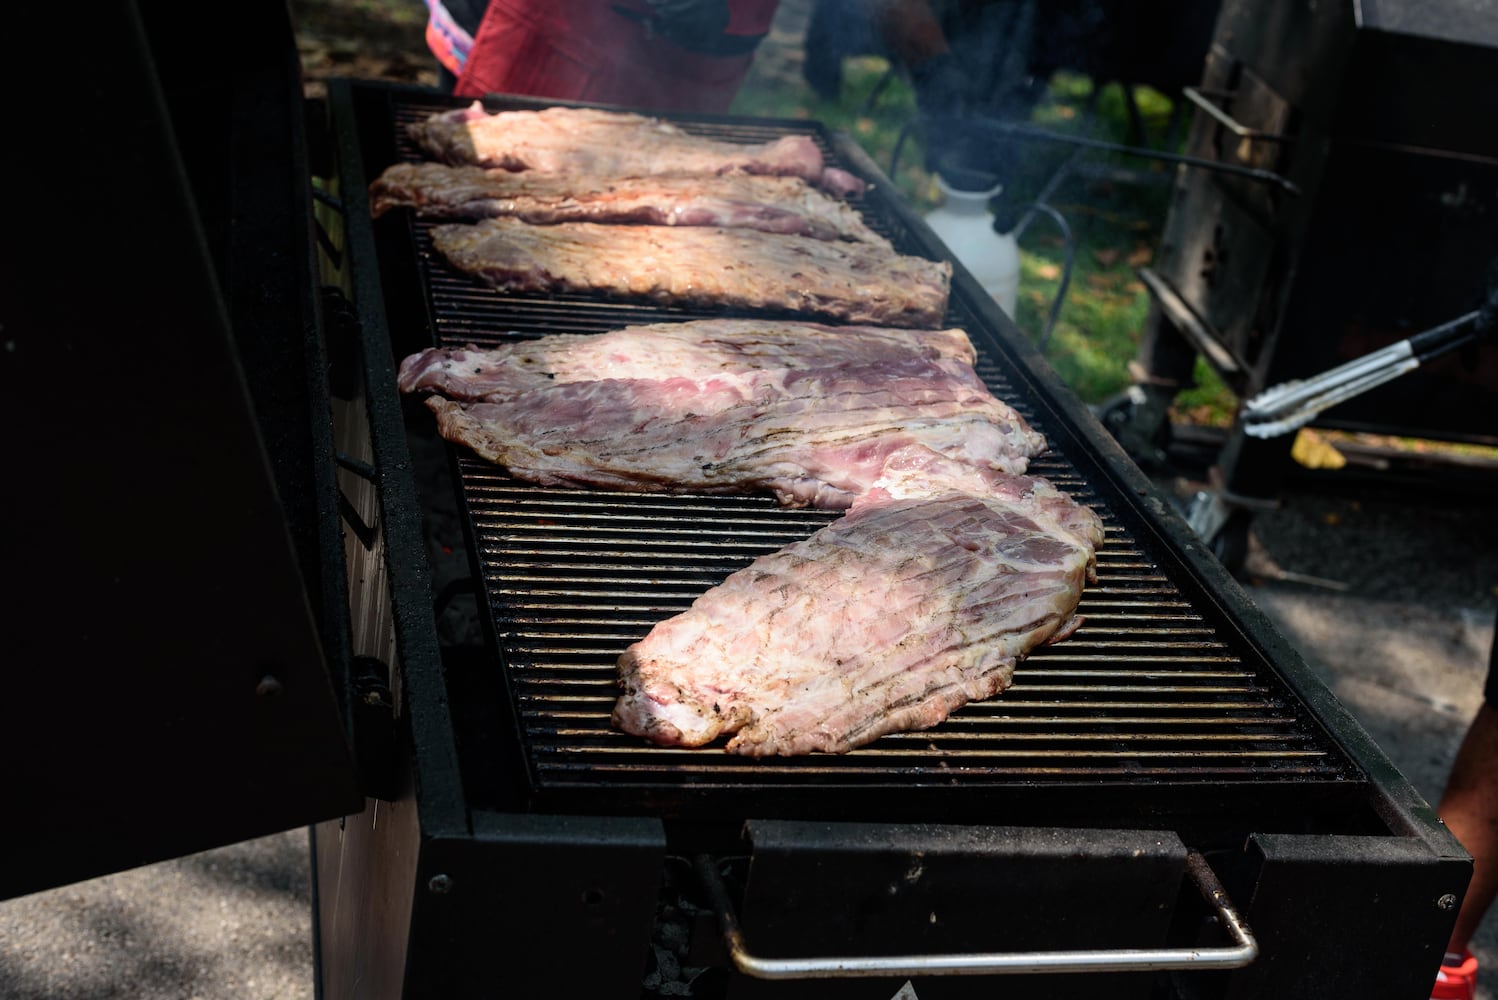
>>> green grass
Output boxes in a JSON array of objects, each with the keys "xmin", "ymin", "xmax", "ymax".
[
  {"xmin": 733, "ymin": 55, "xmax": 1237, "ymax": 425},
  {"xmin": 732, "ymin": 56, "xmax": 940, "ymax": 207},
  {"xmin": 732, "ymin": 52, "xmax": 1498, "ymax": 463}
]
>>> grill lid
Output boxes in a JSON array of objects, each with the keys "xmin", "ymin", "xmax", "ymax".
[{"xmin": 3, "ymin": 0, "xmax": 361, "ymax": 902}]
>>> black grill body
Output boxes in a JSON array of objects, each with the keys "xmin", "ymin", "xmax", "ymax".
[{"xmin": 310, "ymin": 79, "xmax": 1469, "ymax": 1000}]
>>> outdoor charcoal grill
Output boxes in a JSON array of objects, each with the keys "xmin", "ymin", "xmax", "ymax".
[
  {"xmin": 2, "ymin": 4, "xmax": 1472, "ymax": 1000},
  {"xmin": 311, "ymin": 81, "xmax": 1470, "ymax": 999}
]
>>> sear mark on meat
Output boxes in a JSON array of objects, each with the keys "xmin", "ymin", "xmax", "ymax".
[
  {"xmin": 429, "ymin": 218, "xmax": 952, "ymax": 328},
  {"xmin": 612, "ymin": 452, "xmax": 1104, "ymax": 755},
  {"xmin": 397, "ymin": 319, "xmax": 978, "ymax": 402},
  {"xmin": 369, "ymin": 164, "xmax": 889, "ymax": 246},
  {"xmin": 407, "ymin": 102, "xmax": 867, "ymax": 195},
  {"xmin": 422, "ymin": 357, "xmax": 1047, "ymax": 509}
]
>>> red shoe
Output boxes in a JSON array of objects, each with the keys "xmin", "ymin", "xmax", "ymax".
[{"xmin": 1432, "ymin": 950, "xmax": 1478, "ymax": 1000}]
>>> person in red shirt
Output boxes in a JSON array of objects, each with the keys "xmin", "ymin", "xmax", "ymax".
[{"xmin": 423, "ymin": 0, "xmax": 781, "ymax": 114}]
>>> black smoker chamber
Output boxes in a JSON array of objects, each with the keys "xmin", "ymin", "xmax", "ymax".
[
  {"xmin": 307, "ymin": 79, "xmax": 1470, "ymax": 1000},
  {"xmin": 1107, "ymin": 0, "xmax": 1498, "ymax": 561}
]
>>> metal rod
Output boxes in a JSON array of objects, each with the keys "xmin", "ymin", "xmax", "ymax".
[
  {"xmin": 888, "ymin": 117, "xmax": 1301, "ymax": 194},
  {"xmin": 694, "ymin": 849, "xmax": 1257, "ymax": 979},
  {"xmin": 1243, "ymin": 343, "xmax": 1417, "ymax": 420},
  {"xmin": 1242, "ymin": 362, "xmax": 1419, "ymax": 439},
  {"xmin": 1407, "ymin": 309, "xmax": 1486, "ymax": 353},
  {"xmin": 1180, "ymin": 86, "xmax": 1295, "ymax": 143},
  {"xmin": 1137, "ymin": 267, "xmax": 1243, "ymax": 375},
  {"xmin": 557, "ymin": 743, "xmax": 1327, "ymax": 759},
  {"xmin": 311, "ymin": 185, "xmax": 345, "ymax": 212},
  {"xmin": 334, "ymin": 450, "xmax": 378, "ymax": 482},
  {"xmin": 557, "ymin": 727, "xmax": 1308, "ymax": 743}
]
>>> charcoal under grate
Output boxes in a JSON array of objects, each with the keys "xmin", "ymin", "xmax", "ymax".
[{"xmin": 382, "ymin": 93, "xmax": 1362, "ymax": 813}]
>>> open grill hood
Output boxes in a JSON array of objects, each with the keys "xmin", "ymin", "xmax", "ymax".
[{"xmin": 2, "ymin": 0, "xmax": 361, "ymax": 902}]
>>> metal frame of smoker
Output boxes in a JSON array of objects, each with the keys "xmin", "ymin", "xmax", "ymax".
[
  {"xmin": 1107, "ymin": 0, "xmax": 1498, "ymax": 561},
  {"xmin": 307, "ymin": 78, "xmax": 1472, "ymax": 1000}
]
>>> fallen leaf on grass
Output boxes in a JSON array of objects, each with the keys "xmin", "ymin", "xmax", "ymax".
[
  {"xmin": 1292, "ymin": 428, "xmax": 1347, "ymax": 470},
  {"xmin": 1127, "ymin": 244, "xmax": 1153, "ymax": 267},
  {"xmin": 1035, "ymin": 263, "xmax": 1062, "ymax": 281},
  {"xmin": 1172, "ymin": 404, "xmax": 1234, "ymax": 429},
  {"xmin": 1092, "ymin": 247, "xmax": 1121, "ymax": 267}
]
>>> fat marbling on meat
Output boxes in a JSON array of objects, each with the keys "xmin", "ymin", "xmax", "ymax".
[
  {"xmin": 407, "ymin": 102, "xmax": 867, "ymax": 195},
  {"xmin": 422, "ymin": 356, "xmax": 1046, "ymax": 509},
  {"xmin": 612, "ymin": 449, "xmax": 1104, "ymax": 755},
  {"xmin": 370, "ymin": 164, "xmax": 889, "ymax": 246},
  {"xmin": 397, "ymin": 318, "xmax": 977, "ymax": 402},
  {"xmin": 428, "ymin": 218, "xmax": 952, "ymax": 328}
]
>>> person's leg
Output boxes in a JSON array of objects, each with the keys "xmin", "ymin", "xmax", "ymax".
[
  {"xmin": 1441, "ymin": 700, "xmax": 1498, "ymax": 954},
  {"xmin": 1439, "ymin": 609, "xmax": 1498, "ymax": 957}
]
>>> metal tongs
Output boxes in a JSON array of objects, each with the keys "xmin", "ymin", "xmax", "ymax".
[{"xmin": 1241, "ymin": 289, "xmax": 1498, "ymax": 439}]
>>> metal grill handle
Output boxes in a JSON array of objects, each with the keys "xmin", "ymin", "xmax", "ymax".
[
  {"xmin": 693, "ymin": 850, "xmax": 1257, "ymax": 979},
  {"xmin": 1181, "ymin": 86, "xmax": 1295, "ymax": 143}
]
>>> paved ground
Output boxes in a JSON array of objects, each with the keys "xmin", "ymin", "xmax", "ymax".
[
  {"xmin": 0, "ymin": 830, "xmax": 315, "ymax": 999},
  {"xmin": 1201, "ymin": 470, "xmax": 1498, "ymax": 1000}
]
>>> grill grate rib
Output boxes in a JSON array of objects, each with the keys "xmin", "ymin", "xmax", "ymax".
[{"xmin": 384, "ymin": 94, "xmax": 1361, "ymax": 808}]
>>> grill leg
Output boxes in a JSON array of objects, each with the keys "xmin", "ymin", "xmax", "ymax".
[
  {"xmin": 1220, "ymin": 832, "xmax": 1469, "ymax": 1000},
  {"xmin": 1177, "ymin": 430, "xmax": 1293, "ymax": 574},
  {"xmin": 1098, "ymin": 303, "xmax": 1202, "ymax": 472}
]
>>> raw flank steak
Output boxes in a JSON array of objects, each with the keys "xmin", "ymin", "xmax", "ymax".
[
  {"xmin": 421, "ymin": 356, "xmax": 1046, "ymax": 509},
  {"xmin": 397, "ymin": 318, "xmax": 977, "ymax": 402},
  {"xmin": 428, "ymin": 218, "xmax": 953, "ymax": 327},
  {"xmin": 370, "ymin": 164, "xmax": 889, "ymax": 246},
  {"xmin": 613, "ymin": 449, "xmax": 1104, "ymax": 755},
  {"xmin": 407, "ymin": 103, "xmax": 867, "ymax": 196}
]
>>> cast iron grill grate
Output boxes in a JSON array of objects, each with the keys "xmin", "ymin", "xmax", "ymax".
[{"xmin": 382, "ymin": 94, "xmax": 1363, "ymax": 809}]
